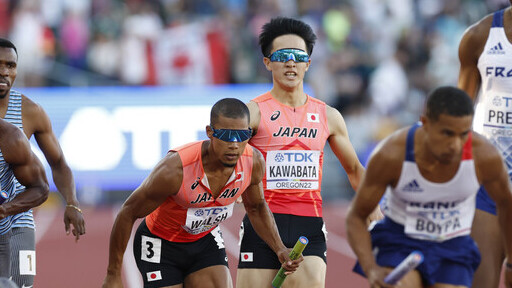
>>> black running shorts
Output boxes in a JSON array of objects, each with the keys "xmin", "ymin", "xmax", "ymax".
[
  {"xmin": 133, "ymin": 220, "xmax": 228, "ymax": 287},
  {"xmin": 238, "ymin": 213, "xmax": 327, "ymax": 269}
]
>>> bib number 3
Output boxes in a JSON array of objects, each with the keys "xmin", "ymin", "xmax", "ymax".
[{"xmin": 141, "ymin": 236, "xmax": 162, "ymax": 263}]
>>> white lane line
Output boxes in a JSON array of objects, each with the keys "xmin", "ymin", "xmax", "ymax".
[
  {"xmin": 219, "ymin": 223, "xmax": 240, "ymax": 260},
  {"xmin": 34, "ymin": 208, "xmax": 59, "ymax": 244},
  {"xmin": 111, "ymin": 206, "xmax": 142, "ymax": 288}
]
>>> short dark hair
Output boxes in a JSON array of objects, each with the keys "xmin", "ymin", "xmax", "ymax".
[
  {"xmin": 211, "ymin": 98, "xmax": 250, "ymax": 126},
  {"xmin": 259, "ymin": 17, "xmax": 317, "ymax": 57},
  {"xmin": 425, "ymin": 86, "xmax": 474, "ymax": 121},
  {"xmin": 0, "ymin": 38, "xmax": 17, "ymax": 57}
]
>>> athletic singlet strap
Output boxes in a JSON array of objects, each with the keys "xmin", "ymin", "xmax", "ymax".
[
  {"xmin": 492, "ymin": 9, "xmax": 505, "ymax": 28},
  {"xmin": 405, "ymin": 123, "xmax": 421, "ymax": 162}
]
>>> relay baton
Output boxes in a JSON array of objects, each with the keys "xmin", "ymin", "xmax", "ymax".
[
  {"xmin": 383, "ymin": 251, "xmax": 424, "ymax": 285},
  {"xmin": 271, "ymin": 236, "xmax": 309, "ymax": 288},
  {"xmin": 0, "ymin": 190, "xmax": 7, "ymax": 205}
]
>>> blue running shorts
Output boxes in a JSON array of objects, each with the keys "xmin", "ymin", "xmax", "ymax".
[
  {"xmin": 354, "ymin": 217, "xmax": 480, "ymax": 287},
  {"xmin": 476, "ymin": 186, "xmax": 497, "ymax": 215}
]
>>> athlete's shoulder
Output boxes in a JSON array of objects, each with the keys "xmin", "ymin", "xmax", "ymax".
[
  {"xmin": 460, "ymin": 12, "xmax": 494, "ymax": 48},
  {"xmin": 170, "ymin": 141, "xmax": 203, "ymax": 166},
  {"xmin": 471, "ymin": 132, "xmax": 503, "ymax": 164},
  {"xmin": 0, "ymin": 118, "xmax": 30, "ymax": 163},
  {"xmin": 251, "ymin": 91, "xmax": 273, "ymax": 103},
  {"xmin": 20, "ymin": 92, "xmax": 49, "ymax": 120},
  {"xmin": 365, "ymin": 127, "xmax": 408, "ymax": 182},
  {"xmin": 307, "ymin": 95, "xmax": 327, "ymax": 106},
  {"xmin": 371, "ymin": 127, "xmax": 409, "ymax": 162},
  {"xmin": 248, "ymin": 144, "xmax": 262, "ymax": 161},
  {"xmin": 156, "ymin": 148, "xmax": 184, "ymax": 185},
  {"xmin": 248, "ymin": 145, "xmax": 264, "ymax": 182}
]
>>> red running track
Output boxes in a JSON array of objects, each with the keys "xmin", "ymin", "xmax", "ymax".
[{"xmin": 33, "ymin": 201, "xmax": 505, "ymax": 288}]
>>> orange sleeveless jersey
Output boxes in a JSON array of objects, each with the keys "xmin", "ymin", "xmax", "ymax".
[
  {"xmin": 250, "ymin": 92, "xmax": 329, "ymax": 217},
  {"xmin": 145, "ymin": 141, "xmax": 253, "ymax": 242}
]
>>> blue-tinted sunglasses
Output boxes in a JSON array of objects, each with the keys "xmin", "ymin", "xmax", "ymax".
[
  {"xmin": 268, "ymin": 48, "xmax": 309, "ymax": 63},
  {"xmin": 211, "ymin": 126, "xmax": 252, "ymax": 142}
]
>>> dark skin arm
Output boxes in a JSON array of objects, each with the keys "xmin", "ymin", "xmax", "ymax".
[
  {"xmin": 0, "ymin": 120, "xmax": 49, "ymax": 219},
  {"xmin": 457, "ymin": 15, "xmax": 492, "ymax": 100},
  {"xmin": 473, "ymin": 134, "xmax": 512, "ymax": 288},
  {"xmin": 102, "ymin": 152, "xmax": 182, "ymax": 288},
  {"xmin": 242, "ymin": 147, "xmax": 301, "ymax": 273},
  {"xmin": 22, "ymin": 96, "xmax": 85, "ymax": 241},
  {"xmin": 346, "ymin": 131, "xmax": 405, "ymax": 288}
]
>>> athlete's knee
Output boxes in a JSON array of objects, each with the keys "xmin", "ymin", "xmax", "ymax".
[
  {"xmin": 285, "ymin": 269, "xmax": 325, "ymax": 288},
  {"xmin": 284, "ymin": 276, "xmax": 324, "ymax": 288}
]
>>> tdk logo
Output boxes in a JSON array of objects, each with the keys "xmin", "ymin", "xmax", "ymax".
[
  {"xmin": 488, "ymin": 42, "xmax": 505, "ymax": 55},
  {"xmin": 402, "ymin": 180, "xmax": 423, "ymax": 192},
  {"xmin": 274, "ymin": 152, "xmax": 314, "ymax": 162}
]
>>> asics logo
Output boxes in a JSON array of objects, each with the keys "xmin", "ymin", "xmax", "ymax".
[{"xmin": 270, "ymin": 111, "xmax": 281, "ymax": 121}]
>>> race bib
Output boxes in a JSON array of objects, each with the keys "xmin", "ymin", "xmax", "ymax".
[
  {"xmin": 404, "ymin": 204, "xmax": 472, "ymax": 242},
  {"xmin": 481, "ymin": 92, "xmax": 512, "ymax": 138},
  {"xmin": 265, "ymin": 150, "xmax": 320, "ymax": 190},
  {"xmin": 182, "ymin": 203, "xmax": 234, "ymax": 235}
]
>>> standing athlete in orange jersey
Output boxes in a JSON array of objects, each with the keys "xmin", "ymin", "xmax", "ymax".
[
  {"xmin": 236, "ymin": 17, "xmax": 382, "ymax": 288},
  {"xmin": 103, "ymin": 98, "xmax": 301, "ymax": 288}
]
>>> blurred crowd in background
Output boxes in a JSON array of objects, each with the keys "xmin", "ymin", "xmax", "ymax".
[{"xmin": 0, "ymin": 0, "xmax": 509, "ymax": 199}]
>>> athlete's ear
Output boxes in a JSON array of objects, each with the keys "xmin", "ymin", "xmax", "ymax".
[
  {"xmin": 420, "ymin": 115, "xmax": 429, "ymax": 129},
  {"xmin": 305, "ymin": 58, "xmax": 311, "ymax": 71},
  {"xmin": 206, "ymin": 125, "xmax": 214, "ymax": 139},
  {"xmin": 263, "ymin": 57, "xmax": 272, "ymax": 71}
]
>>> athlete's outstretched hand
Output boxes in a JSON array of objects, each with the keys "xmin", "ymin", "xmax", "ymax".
[
  {"xmin": 366, "ymin": 265, "xmax": 399, "ymax": 288},
  {"xmin": 277, "ymin": 248, "xmax": 303, "ymax": 275},
  {"xmin": 64, "ymin": 205, "xmax": 86, "ymax": 242}
]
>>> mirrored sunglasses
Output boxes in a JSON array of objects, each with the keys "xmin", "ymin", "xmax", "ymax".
[
  {"xmin": 268, "ymin": 48, "xmax": 309, "ymax": 63},
  {"xmin": 211, "ymin": 126, "xmax": 252, "ymax": 142}
]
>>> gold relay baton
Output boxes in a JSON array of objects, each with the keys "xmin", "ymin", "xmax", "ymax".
[{"xmin": 271, "ymin": 236, "xmax": 309, "ymax": 288}]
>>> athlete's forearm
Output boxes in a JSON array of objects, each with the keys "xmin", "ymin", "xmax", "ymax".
[
  {"xmin": 246, "ymin": 202, "xmax": 286, "ymax": 253},
  {"xmin": 0, "ymin": 185, "xmax": 49, "ymax": 218},
  {"xmin": 346, "ymin": 212, "xmax": 377, "ymax": 274},
  {"xmin": 51, "ymin": 161, "xmax": 78, "ymax": 205},
  {"xmin": 107, "ymin": 208, "xmax": 137, "ymax": 275},
  {"xmin": 497, "ymin": 200, "xmax": 512, "ymax": 262},
  {"xmin": 347, "ymin": 168, "xmax": 364, "ymax": 193}
]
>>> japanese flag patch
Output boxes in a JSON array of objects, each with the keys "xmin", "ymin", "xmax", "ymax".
[
  {"xmin": 240, "ymin": 252, "xmax": 253, "ymax": 262},
  {"xmin": 307, "ymin": 113, "xmax": 320, "ymax": 123},
  {"xmin": 147, "ymin": 270, "xmax": 162, "ymax": 282}
]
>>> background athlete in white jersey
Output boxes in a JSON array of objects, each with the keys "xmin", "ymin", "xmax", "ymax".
[
  {"xmin": 346, "ymin": 87, "xmax": 512, "ymax": 288},
  {"xmin": 0, "ymin": 117, "xmax": 49, "ymax": 278},
  {"xmin": 0, "ymin": 38, "xmax": 85, "ymax": 287},
  {"xmin": 458, "ymin": 3, "xmax": 512, "ymax": 287}
]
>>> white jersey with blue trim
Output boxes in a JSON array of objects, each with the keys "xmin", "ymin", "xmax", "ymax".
[
  {"xmin": 381, "ymin": 123, "xmax": 480, "ymax": 242},
  {"xmin": 476, "ymin": 9, "xmax": 512, "ymax": 176},
  {"xmin": 3, "ymin": 90, "xmax": 34, "ymax": 230}
]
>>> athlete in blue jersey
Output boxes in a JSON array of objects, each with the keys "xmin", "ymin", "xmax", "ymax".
[
  {"xmin": 458, "ymin": 4, "xmax": 512, "ymax": 287},
  {"xmin": 346, "ymin": 87, "xmax": 512, "ymax": 288},
  {"xmin": 0, "ymin": 38, "xmax": 85, "ymax": 287},
  {"xmin": 0, "ymin": 117, "xmax": 48, "ymax": 277}
]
